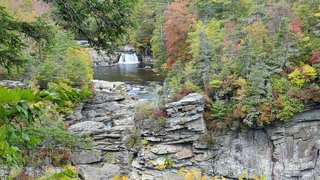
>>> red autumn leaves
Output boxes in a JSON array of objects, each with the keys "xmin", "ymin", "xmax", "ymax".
[{"xmin": 164, "ymin": 0, "xmax": 195, "ymax": 68}]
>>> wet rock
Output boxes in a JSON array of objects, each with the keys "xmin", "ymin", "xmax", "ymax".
[
  {"xmin": 91, "ymin": 80, "xmax": 124, "ymax": 92},
  {"xmin": 119, "ymin": 45, "xmax": 135, "ymax": 52},
  {"xmin": 144, "ymin": 66, "xmax": 152, "ymax": 69},
  {"xmin": 89, "ymin": 49, "xmax": 118, "ymax": 67}
]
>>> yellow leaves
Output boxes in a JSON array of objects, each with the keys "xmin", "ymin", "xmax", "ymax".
[
  {"xmin": 188, "ymin": 21, "xmax": 204, "ymax": 58},
  {"xmin": 44, "ymin": 166, "xmax": 53, "ymax": 173},
  {"xmin": 244, "ymin": 21, "xmax": 269, "ymax": 50},
  {"xmin": 63, "ymin": 164, "xmax": 77, "ymax": 174},
  {"xmin": 315, "ymin": 5, "xmax": 320, "ymax": 17},
  {"xmin": 162, "ymin": 63, "xmax": 169, "ymax": 70},
  {"xmin": 221, "ymin": 56, "xmax": 229, "ymax": 63},
  {"xmin": 155, "ymin": 163, "xmax": 167, "ymax": 170},
  {"xmin": 210, "ymin": 0, "xmax": 232, "ymax": 4},
  {"xmin": 188, "ymin": 168, "xmax": 201, "ymax": 180},
  {"xmin": 288, "ymin": 69, "xmax": 305, "ymax": 87},
  {"xmin": 253, "ymin": 174, "xmax": 267, "ymax": 180},
  {"xmin": 177, "ymin": 167, "xmax": 185, "ymax": 174},
  {"xmin": 206, "ymin": 19, "xmax": 224, "ymax": 44},
  {"xmin": 302, "ymin": 36, "xmax": 310, "ymax": 42},
  {"xmin": 188, "ymin": 19, "xmax": 224, "ymax": 59},
  {"xmin": 65, "ymin": 47, "xmax": 93, "ymax": 88},
  {"xmin": 303, "ymin": 64, "xmax": 317, "ymax": 77},
  {"xmin": 112, "ymin": 175, "xmax": 129, "ymax": 180},
  {"xmin": 288, "ymin": 65, "xmax": 317, "ymax": 87},
  {"xmin": 212, "ymin": 176, "xmax": 226, "ymax": 180},
  {"xmin": 209, "ymin": 80, "xmax": 222, "ymax": 89},
  {"xmin": 235, "ymin": 77, "xmax": 247, "ymax": 101},
  {"xmin": 178, "ymin": 167, "xmax": 207, "ymax": 180}
]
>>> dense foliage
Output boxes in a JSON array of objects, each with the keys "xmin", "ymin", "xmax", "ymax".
[
  {"xmin": 51, "ymin": 0, "xmax": 137, "ymax": 52},
  {"xmin": 0, "ymin": 0, "xmax": 136, "ymax": 178},
  {"xmin": 0, "ymin": 86, "xmax": 89, "ymax": 169},
  {"xmin": 130, "ymin": 0, "xmax": 320, "ymax": 128}
]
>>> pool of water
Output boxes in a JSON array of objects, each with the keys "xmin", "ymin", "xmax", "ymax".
[{"xmin": 93, "ymin": 63, "xmax": 164, "ymax": 83}]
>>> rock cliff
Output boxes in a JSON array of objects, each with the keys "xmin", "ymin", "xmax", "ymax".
[{"xmin": 69, "ymin": 82, "xmax": 320, "ymax": 180}]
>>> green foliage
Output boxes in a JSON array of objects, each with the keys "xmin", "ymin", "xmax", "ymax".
[
  {"xmin": 134, "ymin": 102, "xmax": 153, "ymax": 122},
  {"xmin": 164, "ymin": 158, "xmax": 174, "ymax": 168},
  {"xmin": 125, "ymin": 130, "xmax": 140, "ymax": 150},
  {"xmin": 211, "ymin": 100, "xmax": 227, "ymax": 120},
  {"xmin": 0, "ymin": 86, "xmax": 89, "ymax": 168},
  {"xmin": 151, "ymin": 13, "xmax": 167, "ymax": 74},
  {"xmin": 37, "ymin": 168, "xmax": 79, "ymax": 180},
  {"xmin": 0, "ymin": 6, "xmax": 55, "ymax": 73},
  {"xmin": 127, "ymin": 0, "xmax": 155, "ymax": 54},
  {"xmin": 51, "ymin": 0, "xmax": 137, "ymax": 52},
  {"xmin": 156, "ymin": 0, "xmax": 320, "ymax": 127},
  {"xmin": 0, "ymin": 7, "xmax": 25, "ymax": 71},
  {"xmin": 288, "ymin": 65, "xmax": 317, "ymax": 87},
  {"xmin": 30, "ymin": 30, "xmax": 93, "ymax": 91},
  {"xmin": 275, "ymin": 95, "xmax": 304, "ymax": 122}
]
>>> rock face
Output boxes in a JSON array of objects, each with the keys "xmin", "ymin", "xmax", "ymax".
[
  {"xmin": 89, "ymin": 45, "xmax": 156, "ymax": 67},
  {"xmin": 0, "ymin": 80, "xmax": 26, "ymax": 89},
  {"xmin": 89, "ymin": 49, "xmax": 119, "ymax": 67},
  {"xmin": 68, "ymin": 80, "xmax": 141, "ymax": 177},
  {"xmin": 69, "ymin": 82, "xmax": 320, "ymax": 180}
]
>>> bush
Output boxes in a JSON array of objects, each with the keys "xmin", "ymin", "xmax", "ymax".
[
  {"xmin": 134, "ymin": 102, "xmax": 153, "ymax": 122},
  {"xmin": 0, "ymin": 86, "xmax": 91, "ymax": 170}
]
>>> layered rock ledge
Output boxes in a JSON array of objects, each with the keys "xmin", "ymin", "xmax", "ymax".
[{"xmin": 69, "ymin": 81, "xmax": 320, "ymax": 180}]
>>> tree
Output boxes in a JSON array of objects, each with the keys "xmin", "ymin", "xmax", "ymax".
[
  {"xmin": 51, "ymin": 0, "xmax": 137, "ymax": 52},
  {"xmin": 164, "ymin": 0, "xmax": 195, "ymax": 68},
  {"xmin": 0, "ymin": 7, "xmax": 54, "ymax": 72}
]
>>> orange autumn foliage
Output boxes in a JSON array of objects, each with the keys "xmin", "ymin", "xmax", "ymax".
[{"xmin": 164, "ymin": 0, "xmax": 195, "ymax": 68}]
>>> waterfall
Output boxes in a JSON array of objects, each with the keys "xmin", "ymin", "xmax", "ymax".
[{"xmin": 118, "ymin": 53, "xmax": 139, "ymax": 64}]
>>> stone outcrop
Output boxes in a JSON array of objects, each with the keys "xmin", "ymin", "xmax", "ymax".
[
  {"xmin": 0, "ymin": 80, "xmax": 26, "ymax": 89},
  {"xmin": 89, "ymin": 49, "xmax": 119, "ymax": 67},
  {"xmin": 69, "ymin": 81, "xmax": 320, "ymax": 180},
  {"xmin": 68, "ymin": 80, "xmax": 146, "ymax": 177},
  {"xmin": 89, "ymin": 45, "xmax": 155, "ymax": 67},
  {"xmin": 131, "ymin": 93, "xmax": 208, "ymax": 178}
]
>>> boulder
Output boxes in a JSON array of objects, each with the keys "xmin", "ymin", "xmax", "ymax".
[
  {"xmin": 68, "ymin": 121, "xmax": 106, "ymax": 136},
  {"xmin": 0, "ymin": 80, "xmax": 26, "ymax": 89},
  {"xmin": 71, "ymin": 150, "xmax": 102, "ymax": 165},
  {"xmin": 77, "ymin": 163, "xmax": 121, "ymax": 180}
]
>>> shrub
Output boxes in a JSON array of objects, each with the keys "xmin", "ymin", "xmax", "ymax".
[
  {"xmin": 152, "ymin": 108, "xmax": 166, "ymax": 118},
  {"xmin": 134, "ymin": 102, "xmax": 153, "ymax": 122},
  {"xmin": 288, "ymin": 65, "xmax": 317, "ymax": 87},
  {"xmin": 275, "ymin": 95, "xmax": 304, "ymax": 122},
  {"xmin": 30, "ymin": 30, "xmax": 93, "ymax": 91},
  {"xmin": 0, "ymin": 86, "xmax": 91, "ymax": 169},
  {"xmin": 125, "ymin": 130, "xmax": 140, "ymax": 150},
  {"xmin": 36, "ymin": 166, "xmax": 79, "ymax": 180}
]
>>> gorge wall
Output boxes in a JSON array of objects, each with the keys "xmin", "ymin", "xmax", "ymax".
[{"xmin": 68, "ymin": 82, "xmax": 320, "ymax": 180}]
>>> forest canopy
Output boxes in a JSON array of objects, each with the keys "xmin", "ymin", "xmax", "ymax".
[{"xmin": 128, "ymin": 0, "xmax": 320, "ymax": 128}]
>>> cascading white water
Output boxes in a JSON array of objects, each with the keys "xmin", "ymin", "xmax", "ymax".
[{"xmin": 118, "ymin": 53, "xmax": 139, "ymax": 64}]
